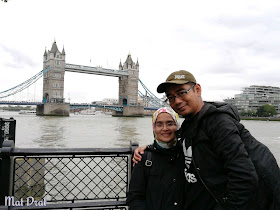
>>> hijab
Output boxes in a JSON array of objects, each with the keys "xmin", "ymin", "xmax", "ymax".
[{"xmin": 152, "ymin": 107, "xmax": 180, "ymax": 149}]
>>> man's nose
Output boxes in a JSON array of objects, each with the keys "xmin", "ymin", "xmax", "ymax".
[{"xmin": 174, "ymin": 96, "xmax": 184, "ymax": 103}]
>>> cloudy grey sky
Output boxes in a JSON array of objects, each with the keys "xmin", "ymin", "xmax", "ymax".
[{"xmin": 1, "ymin": 0, "xmax": 280, "ymax": 103}]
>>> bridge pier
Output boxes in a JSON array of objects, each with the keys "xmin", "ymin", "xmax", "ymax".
[
  {"xmin": 112, "ymin": 105, "xmax": 144, "ymax": 117},
  {"xmin": 36, "ymin": 103, "xmax": 70, "ymax": 116}
]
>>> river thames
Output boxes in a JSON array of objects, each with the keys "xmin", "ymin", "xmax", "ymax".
[{"xmin": 1, "ymin": 111, "xmax": 280, "ymax": 164}]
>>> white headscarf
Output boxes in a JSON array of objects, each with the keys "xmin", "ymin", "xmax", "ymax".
[{"xmin": 152, "ymin": 107, "xmax": 180, "ymax": 149}]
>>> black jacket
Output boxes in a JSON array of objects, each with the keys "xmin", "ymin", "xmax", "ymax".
[
  {"xmin": 205, "ymin": 102, "xmax": 280, "ymax": 210},
  {"xmin": 179, "ymin": 102, "xmax": 259, "ymax": 209},
  {"xmin": 127, "ymin": 142, "xmax": 185, "ymax": 210}
]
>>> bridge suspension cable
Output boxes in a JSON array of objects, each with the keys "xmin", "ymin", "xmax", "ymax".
[
  {"xmin": 138, "ymin": 90, "xmax": 162, "ymax": 107},
  {"xmin": 138, "ymin": 79, "xmax": 168, "ymax": 108},
  {"xmin": 0, "ymin": 67, "xmax": 50, "ymax": 99}
]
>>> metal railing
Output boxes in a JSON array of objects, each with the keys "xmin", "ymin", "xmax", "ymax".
[{"xmin": 0, "ymin": 117, "xmax": 139, "ymax": 210}]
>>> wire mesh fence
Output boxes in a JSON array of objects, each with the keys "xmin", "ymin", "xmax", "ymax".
[{"xmin": 13, "ymin": 155, "xmax": 129, "ymax": 203}]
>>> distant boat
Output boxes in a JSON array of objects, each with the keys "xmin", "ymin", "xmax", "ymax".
[
  {"xmin": 19, "ymin": 110, "xmax": 36, "ymax": 115},
  {"xmin": 95, "ymin": 111, "xmax": 104, "ymax": 115},
  {"xmin": 79, "ymin": 109, "xmax": 95, "ymax": 115},
  {"xmin": 104, "ymin": 112, "xmax": 112, "ymax": 115}
]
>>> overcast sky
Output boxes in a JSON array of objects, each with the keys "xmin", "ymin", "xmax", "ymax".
[{"xmin": 1, "ymin": 0, "xmax": 280, "ymax": 103}]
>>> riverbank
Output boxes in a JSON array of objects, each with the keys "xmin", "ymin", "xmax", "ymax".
[{"xmin": 241, "ymin": 117, "xmax": 280, "ymax": 121}]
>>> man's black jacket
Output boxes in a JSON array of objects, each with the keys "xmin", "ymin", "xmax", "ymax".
[
  {"xmin": 178, "ymin": 102, "xmax": 259, "ymax": 209},
  {"xmin": 210, "ymin": 102, "xmax": 280, "ymax": 209}
]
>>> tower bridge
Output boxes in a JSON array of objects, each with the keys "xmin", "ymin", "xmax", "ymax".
[
  {"xmin": 0, "ymin": 41, "xmax": 166, "ymax": 116},
  {"xmin": 64, "ymin": 63, "xmax": 129, "ymax": 77}
]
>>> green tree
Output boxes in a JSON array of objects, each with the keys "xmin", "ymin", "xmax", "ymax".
[
  {"xmin": 247, "ymin": 109, "xmax": 257, "ymax": 117},
  {"xmin": 257, "ymin": 104, "xmax": 277, "ymax": 117},
  {"xmin": 240, "ymin": 109, "xmax": 246, "ymax": 116}
]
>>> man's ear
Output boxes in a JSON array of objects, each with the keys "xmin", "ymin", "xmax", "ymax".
[{"xmin": 195, "ymin": 84, "xmax": 202, "ymax": 96}]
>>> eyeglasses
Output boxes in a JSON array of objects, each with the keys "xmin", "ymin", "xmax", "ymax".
[
  {"xmin": 154, "ymin": 121, "xmax": 176, "ymax": 128},
  {"xmin": 165, "ymin": 83, "xmax": 196, "ymax": 104}
]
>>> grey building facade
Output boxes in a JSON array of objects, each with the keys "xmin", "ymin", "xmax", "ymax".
[{"xmin": 224, "ymin": 85, "xmax": 280, "ymax": 117}]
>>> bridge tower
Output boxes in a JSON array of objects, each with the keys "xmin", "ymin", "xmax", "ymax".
[
  {"xmin": 115, "ymin": 54, "xmax": 144, "ymax": 117},
  {"xmin": 36, "ymin": 41, "xmax": 69, "ymax": 116}
]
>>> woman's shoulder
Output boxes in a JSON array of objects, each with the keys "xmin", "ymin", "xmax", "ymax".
[{"xmin": 142, "ymin": 145, "xmax": 154, "ymax": 158}]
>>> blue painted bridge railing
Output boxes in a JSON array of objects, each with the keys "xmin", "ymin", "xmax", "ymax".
[{"xmin": 0, "ymin": 117, "xmax": 138, "ymax": 210}]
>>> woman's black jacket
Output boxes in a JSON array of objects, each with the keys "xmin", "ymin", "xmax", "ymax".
[{"xmin": 127, "ymin": 142, "xmax": 185, "ymax": 210}]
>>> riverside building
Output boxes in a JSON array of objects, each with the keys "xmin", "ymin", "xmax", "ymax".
[{"xmin": 224, "ymin": 85, "xmax": 280, "ymax": 116}]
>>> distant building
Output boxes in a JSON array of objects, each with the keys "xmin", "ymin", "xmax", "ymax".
[
  {"xmin": 137, "ymin": 95, "xmax": 167, "ymax": 108},
  {"xmin": 101, "ymin": 98, "xmax": 118, "ymax": 105},
  {"xmin": 137, "ymin": 96, "xmax": 147, "ymax": 107},
  {"xmin": 224, "ymin": 85, "xmax": 280, "ymax": 116},
  {"xmin": 91, "ymin": 101, "xmax": 103, "ymax": 105}
]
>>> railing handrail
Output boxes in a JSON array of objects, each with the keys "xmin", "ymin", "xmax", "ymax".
[
  {"xmin": 1, "ymin": 200, "xmax": 127, "ymax": 209},
  {"xmin": 4, "ymin": 147, "xmax": 133, "ymax": 156}
]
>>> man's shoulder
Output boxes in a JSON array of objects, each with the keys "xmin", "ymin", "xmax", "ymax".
[
  {"xmin": 199, "ymin": 111, "xmax": 238, "ymax": 136},
  {"xmin": 201, "ymin": 110, "xmax": 233, "ymax": 123}
]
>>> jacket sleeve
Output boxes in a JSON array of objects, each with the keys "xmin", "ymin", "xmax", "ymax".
[
  {"xmin": 205, "ymin": 113, "xmax": 258, "ymax": 209},
  {"xmin": 126, "ymin": 153, "xmax": 147, "ymax": 210}
]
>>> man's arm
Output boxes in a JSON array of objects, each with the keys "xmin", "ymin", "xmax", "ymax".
[
  {"xmin": 205, "ymin": 113, "xmax": 258, "ymax": 209},
  {"xmin": 132, "ymin": 145, "xmax": 147, "ymax": 165}
]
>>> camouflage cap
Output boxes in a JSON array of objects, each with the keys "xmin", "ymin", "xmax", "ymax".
[{"xmin": 157, "ymin": 70, "xmax": 196, "ymax": 93}]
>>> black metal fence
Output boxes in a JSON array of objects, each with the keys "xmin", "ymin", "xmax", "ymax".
[{"xmin": 0, "ymin": 117, "xmax": 138, "ymax": 210}]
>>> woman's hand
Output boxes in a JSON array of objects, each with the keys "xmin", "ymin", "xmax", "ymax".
[{"xmin": 132, "ymin": 145, "xmax": 147, "ymax": 166}]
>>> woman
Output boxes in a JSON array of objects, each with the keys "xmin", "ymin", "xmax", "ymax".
[{"xmin": 127, "ymin": 107, "xmax": 185, "ymax": 210}]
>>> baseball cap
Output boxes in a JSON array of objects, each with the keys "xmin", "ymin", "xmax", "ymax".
[{"xmin": 157, "ymin": 70, "xmax": 197, "ymax": 93}]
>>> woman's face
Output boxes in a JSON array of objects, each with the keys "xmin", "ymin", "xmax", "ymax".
[{"xmin": 154, "ymin": 113, "xmax": 177, "ymax": 143}]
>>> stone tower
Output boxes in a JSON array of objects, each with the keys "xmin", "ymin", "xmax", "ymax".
[
  {"xmin": 42, "ymin": 41, "xmax": 66, "ymax": 103},
  {"xmin": 118, "ymin": 53, "xmax": 139, "ymax": 106},
  {"xmin": 37, "ymin": 41, "xmax": 69, "ymax": 116},
  {"xmin": 115, "ymin": 54, "xmax": 144, "ymax": 117}
]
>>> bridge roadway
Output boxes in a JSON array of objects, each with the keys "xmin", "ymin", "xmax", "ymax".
[
  {"xmin": 0, "ymin": 101, "xmax": 158, "ymax": 111},
  {"xmin": 65, "ymin": 63, "xmax": 129, "ymax": 77}
]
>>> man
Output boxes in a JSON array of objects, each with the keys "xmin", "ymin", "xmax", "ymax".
[{"xmin": 133, "ymin": 70, "xmax": 280, "ymax": 209}]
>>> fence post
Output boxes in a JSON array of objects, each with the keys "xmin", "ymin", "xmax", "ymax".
[
  {"xmin": 8, "ymin": 118, "xmax": 16, "ymax": 143},
  {"xmin": 0, "ymin": 118, "xmax": 4, "ymax": 148},
  {"xmin": 0, "ymin": 117, "xmax": 16, "ymax": 206},
  {"xmin": 0, "ymin": 117, "xmax": 16, "ymax": 146},
  {"xmin": 129, "ymin": 141, "xmax": 139, "ymax": 175},
  {"xmin": 130, "ymin": 141, "xmax": 139, "ymax": 154},
  {"xmin": 0, "ymin": 139, "xmax": 14, "ymax": 205}
]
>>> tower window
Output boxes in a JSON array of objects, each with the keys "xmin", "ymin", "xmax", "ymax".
[
  {"xmin": 53, "ymin": 73, "xmax": 61, "ymax": 78},
  {"xmin": 53, "ymin": 90, "xmax": 61, "ymax": 98},
  {"xmin": 53, "ymin": 82, "xmax": 61, "ymax": 88},
  {"xmin": 55, "ymin": 61, "xmax": 61, "ymax": 66}
]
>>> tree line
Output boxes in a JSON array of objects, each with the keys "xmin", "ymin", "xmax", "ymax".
[
  {"xmin": 1, "ymin": 105, "xmax": 34, "ymax": 111},
  {"xmin": 240, "ymin": 104, "xmax": 277, "ymax": 117}
]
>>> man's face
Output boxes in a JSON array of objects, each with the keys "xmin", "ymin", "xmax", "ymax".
[{"xmin": 165, "ymin": 83, "xmax": 203, "ymax": 118}]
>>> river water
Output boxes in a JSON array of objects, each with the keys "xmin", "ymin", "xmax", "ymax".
[{"xmin": 1, "ymin": 111, "xmax": 280, "ymax": 164}]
